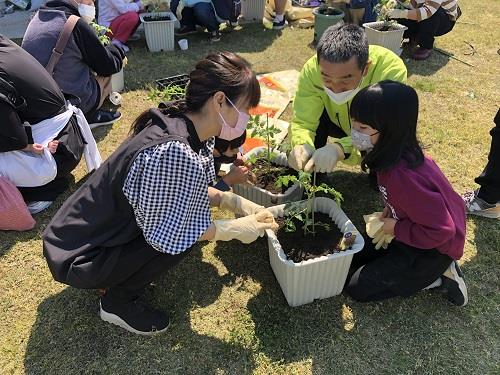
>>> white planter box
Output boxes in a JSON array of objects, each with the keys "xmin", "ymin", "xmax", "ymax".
[
  {"xmin": 232, "ymin": 146, "xmax": 304, "ymax": 207},
  {"xmin": 111, "ymin": 69, "xmax": 124, "ymax": 92},
  {"xmin": 140, "ymin": 12, "xmax": 178, "ymax": 52},
  {"xmin": 266, "ymin": 197, "xmax": 364, "ymax": 306},
  {"xmin": 363, "ymin": 21, "xmax": 407, "ymax": 56},
  {"xmin": 240, "ymin": 0, "xmax": 265, "ymax": 23}
]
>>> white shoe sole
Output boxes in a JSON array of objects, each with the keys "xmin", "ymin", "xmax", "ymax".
[
  {"xmin": 99, "ymin": 302, "xmax": 169, "ymax": 336},
  {"xmin": 448, "ymin": 262, "xmax": 468, "ymax": 306},
  {"xmin": 89, "ymin": 113, "xmax": 122, "ymax": 130},
  {"xmin": 468, "ymin": 206, "xmax": 500, "ymax": 219}
]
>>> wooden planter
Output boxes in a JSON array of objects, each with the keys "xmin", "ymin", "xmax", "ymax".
[
  {"xmin": 232, "ymin": 146, "xmax": 304, "ymax": 207},
  {"xmin": 363, "ymin": 21, "xmax": 407, "ymax": 56},
  {"xmin": 266, "ymin": 197, "xmax": 364, "ymax": 306}
]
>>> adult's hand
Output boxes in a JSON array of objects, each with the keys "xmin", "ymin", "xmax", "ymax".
[
  {"xmin": 213, "ymin": 210, "xmax": 278, "ymax": 243},
  {"xmin": 219, "ymin": 191, "xmax": 265, "ymax": 216},
  {"xmin": 288, "ymin": 144, "xmax": 314, "ymax": 171},
  {"xmin": 387, "ymin": 9, "xmax": 409, "ymax": 19},
  {"xmin": 304, "ymin": 143, "xmax": 344, "ymax": 173}
]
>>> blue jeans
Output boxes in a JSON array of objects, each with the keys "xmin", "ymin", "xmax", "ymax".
[{"xmin": 181, "ymin": 2, "xmax": 219, "ymax": 32}]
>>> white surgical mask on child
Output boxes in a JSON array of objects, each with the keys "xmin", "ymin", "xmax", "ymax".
[
  {"xmin": 78, "ymin": 4, "xmax": 96, "ymax": 23},
  {"xmin": 218, "ymin": 97, "xmax": 250, "ymax": 141},
  {"xmin": 351, "ymin": 128, "xmax": 376, "ymax": 151},
  {"xmin": 324, "ymin": 75, "xmax": 364, "ymax": 105}
]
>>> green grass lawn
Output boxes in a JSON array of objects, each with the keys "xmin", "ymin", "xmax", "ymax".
[{"xmin": 1, "ymin": 1, "xmax": 499, "ymax": 373}]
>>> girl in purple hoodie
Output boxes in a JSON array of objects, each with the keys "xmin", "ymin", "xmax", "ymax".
[{"xmin": 345, "ymin": 80, "xmax": 468, "ymax": 306}]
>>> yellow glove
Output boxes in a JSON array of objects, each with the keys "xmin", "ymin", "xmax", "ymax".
[
  {"xmin": 213, "ymin": 210, "xmax": 279, "ymax": 244},
  {"xmin": 372, "ymin": 229, "xmax": 395, "ymax": 250},
  {"xmin": 219, "ymin": 191, "xmax": 265, "ymax": 216},
  {"xmin": 288, "ymin": 144, "xmax": 314, "ymax": 171},
  {"xmin": 364, "ymin": 211, "xmax": 384, "ymax": 237},
  {"xmin": 304, "ymin": 143, "xmax": 345, "ymax": 173},
  {"xmin": 364, "ymin": 211, "xmax": 394, "ymax": 250}
]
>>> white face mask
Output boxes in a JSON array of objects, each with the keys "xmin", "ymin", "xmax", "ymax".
[
  {"xmin": 78, "ymin": 4, "xmax": 95, "ymax": 23},
  {"xmin": 351, "ymin": 128, "xmax": 376, "ymax": 151},
  {"xmin": 324, "ymin": 74, "xmax": 364, "ymax": 105}
]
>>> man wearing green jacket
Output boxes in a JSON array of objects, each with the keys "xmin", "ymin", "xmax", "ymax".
[{"xmin": 288, "ymin": 24, "xmax": 407, "ymax": 172}]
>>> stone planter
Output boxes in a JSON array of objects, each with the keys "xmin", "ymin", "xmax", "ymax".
[
  {"xmin": 140, "ymin": 12, "xmax": 178, "ymax": 52},
  {"xmin": 232, "ymin": 146, "xmax": 304, "ymax": 207},
  {"xmin": 312, "ymin": 6, "xmax": 344, "ymax": 43},
  {"xmin": 266, "ymin": 197, "xmax": 364, "ymax": 306},
  {"xmin": 363, "ymin": 21, "xmax": 407, "ymax": 56}
]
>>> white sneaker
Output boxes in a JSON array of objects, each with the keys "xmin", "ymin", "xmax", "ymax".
[
  {"xmin": 27, "ymin": 201, "xmax": 53, "ymax": 214},
  {"xmin": 441, "ymin": 261, "xmax": 468, "ymax": 306}
]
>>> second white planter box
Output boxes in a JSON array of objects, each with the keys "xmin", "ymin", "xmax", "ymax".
[
  {"xmin": 232, "ymin": 146, "xmax": 304, "ymax": 207},
  {"xmin": 266, "ymin": 197, "xmax": 364, "ymax": 307},
  {"xmin": 140, "ymin": 12, "xmax": 178, "ymax": 52},
  {"xmin": 363, "ymin": 21, "xmax": 407, "ymax": 56}
]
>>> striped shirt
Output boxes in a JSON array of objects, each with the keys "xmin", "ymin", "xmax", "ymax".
[{"xmin": 410, "ymin": 0, "xmax": 459, "ymax": 21}]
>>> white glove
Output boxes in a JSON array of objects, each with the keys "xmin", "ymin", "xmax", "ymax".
[
  {"xmin": 219, "ymin": 191, "xmax": 265, "ymax": 216},
  {"xmin": 288, "ymin": 144, "xmax": 314, "ymax": 171},
  {"xmin": 175, "ymin": 0, "xmax": 185, "ymax": 20},
  {"xmin": 304, "ymin": 143, "xmax": 344, "ymax": 173},
  {"xmin": 213, "ymin": 210, "xmax": 279, "ymax": 244},
  {"xmin": 387, "ymin": 9, "xmax": 409, "ymax": 19}
]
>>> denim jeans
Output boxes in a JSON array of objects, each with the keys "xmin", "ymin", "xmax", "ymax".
[{"xmin": 181, "ymin": 2, "xmax": 219, "ymax": 32}]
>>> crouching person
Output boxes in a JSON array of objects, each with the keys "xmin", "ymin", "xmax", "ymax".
[
  {"xmin": 43, "ymin": 52, "xmax": 278, "ymax": 335},
  {"xmin": 0, "ymin": 35, "xmax": 100, "ymax": 215},
  {"xmin": 22, "ymin": 0, "xmax": 125, "ymax": 128}
]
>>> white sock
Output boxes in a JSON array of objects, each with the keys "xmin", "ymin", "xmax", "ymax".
[
  {"xmin": 423, "ymin": 277, "xmax": 442, "ymax": 290},
  {"xmin": 274, "ymin": 14, "xmax": 284, "ymax": 23}
]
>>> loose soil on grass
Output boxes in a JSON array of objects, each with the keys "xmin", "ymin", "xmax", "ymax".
[
  {"xmin": 252, "ymin": 159, "xmax": 297, "ymax": 194},
  {"xmin": 276, "ymin": 212, "xmax": 345, "ymax": 262}
]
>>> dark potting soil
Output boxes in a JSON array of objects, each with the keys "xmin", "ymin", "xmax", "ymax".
[
  {"xmin": 318, "ymin": 7, "xmax": 343, "ymax": 16},
  {"xmin": 378, "ymin": 25, "xmax": 398, "ymax": 31},
  {"xmin": 276, "ymin": 213, "xmax": 345, "ymax": 263},
  {"xmin": 144, "ymin": 15, "xmax": 171, "ymax": 22},
  {"xmin": 253, "ymin": 159, "xmax": 298, "ymax": 194}
]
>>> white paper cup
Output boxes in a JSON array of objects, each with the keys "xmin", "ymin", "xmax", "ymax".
[{"xmin": 178, "ymin": 39, "xmax": 188, "ymax": 50}]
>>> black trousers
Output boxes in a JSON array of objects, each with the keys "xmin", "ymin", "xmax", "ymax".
[
  {"xmin": 398, "ymin": 8, "xmax": 455, "ymax": 49},
  {"xmin": 18, "ymin": 116, "xmax": 85, "ymax": 202},
  {"xmin": 64, "ymin": 235, "xmax": 190, "ymax": 303},
  {"xmin": 346, "ymin": 238, "xmax": 452, "ymax": 302},
  {"xmin": 475, "ymin": 109, "xmax": 500, "ymax": 204}
]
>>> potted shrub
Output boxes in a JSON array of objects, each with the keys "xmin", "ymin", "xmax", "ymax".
[
  {"xmin": 232, "ymin": 115, "xmax": 304, "ymax": 207},
  {"xmin": 363, "ymin": 0, "xmax": 408, "ymax": 56},
  {"xmin": 312, "ymin": 5, "xmax": 344, "ymax": 44},
  {"xmin": 265, "ymin": 173, "xmax": 364, "ymax": 307},
  {"xmin": 139, "ymin": 2, "xmax": 179, "ymax": 52}
]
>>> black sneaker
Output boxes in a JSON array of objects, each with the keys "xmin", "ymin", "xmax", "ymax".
[
  {"xmin": 100, "ymin": 297, "xmax": 170, "ymax": 335},
  {"xmin": 175, "ymin": 25, "xmax": 196, "ymax": 36},
  {"xmin": 209, "ymin": 30, "xmax": 221, "ymax": 42},
  {"xmin": 441, "ymin": 261, "xmax": 468, "ymax": 306},
  {"xmin": 272, "ymin": 18, "xmax": 287, "ymax": 30},
  {"xmin": 88, "ymin": 110, "xmax": 122, "ymax": 129}
]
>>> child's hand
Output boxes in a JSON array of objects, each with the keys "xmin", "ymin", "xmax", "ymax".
[
  {"xmin": 380, "ymin": 217, "xmax": 397, "ymax": 235},
  {"xmin": 23, "ymin": 143, "xmax": 44, "ymax": 154},
  {"xmin": 381, "ymin": 206, "xmax": 391, "ymax": 218},
  {"xmin": 47, "ymin": 140, "xmax": 59, "ymax": 154}
]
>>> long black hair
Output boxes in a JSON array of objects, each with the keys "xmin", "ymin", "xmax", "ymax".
[
  {"xmin": 130, "ymin": 52, "xmax": 261, "ymax": 136},
  {"xmin": 350, "ymin": 80, "xmax": 424, "ymax": 172}
]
